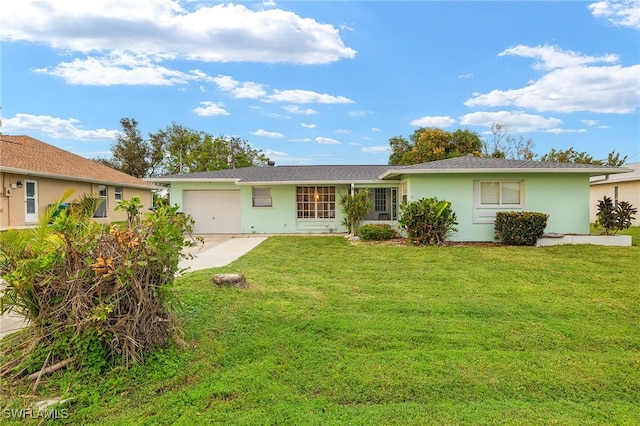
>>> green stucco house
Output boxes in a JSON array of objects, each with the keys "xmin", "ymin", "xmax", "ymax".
[{"xmin": 149, "ymin": 156, "xmax": 630, "ymax": 241}]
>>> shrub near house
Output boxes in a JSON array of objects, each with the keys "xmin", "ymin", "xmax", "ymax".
[{"xmin": 494, "ymin": 211, "xmax": 549, "ymax": 246}]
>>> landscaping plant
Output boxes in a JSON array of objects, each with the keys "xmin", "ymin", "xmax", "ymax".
[
  {"xmin": 595, "ymin": 196, "xmax": 637, "ymax": 235},
  {"xmin": 398, "ymin": 197, "xmax": 458, "ymax": 245},
  {"xmin": 0, "ymin": 191, "xmax": 196, "ymax": 381},
  {"xmin": 494, "ymin": 211, "xmax": 549, "ymax": 246},
  {"xmin": 357, "ymin": 223, "xmax": 398, "ymax": 241},
  {"xmin": 339, "ymin": 189, "xmax": 373, "ymax": 235}
]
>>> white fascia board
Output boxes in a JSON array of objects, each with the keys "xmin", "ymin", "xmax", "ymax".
[
  {"xmin": 234, "ymin": 179, "xmax": 401, "ymax": 186},
  {"xmin": 380, "ymin": 167, "xmax": 633, "ymax": 179}
]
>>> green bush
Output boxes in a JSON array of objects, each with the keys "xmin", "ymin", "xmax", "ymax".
[
  {"xmin": 357, "ymin": 224, "xmax": 397, "ymax": 241},
  {"xmin": 595, "ymin": 196, "xmax": 637, "ymax": 235},
  {"xmin": 494, "ymin": 211, "xmax": 549, "ymax": 246},
  {"xmin": 398, "ymin": 197, "xmax": 458, "ymax": 246}
]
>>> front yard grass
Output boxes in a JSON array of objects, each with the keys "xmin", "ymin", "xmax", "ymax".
[{"xmin": 2, "ymin": 235, "xmax": 639, "ymax": 425}]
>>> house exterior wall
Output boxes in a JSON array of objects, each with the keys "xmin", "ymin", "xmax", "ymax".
[
  {"xmin": 170, "ymin": 181, "xmax": 353, "ymax": 234},
  {"xmin": 590, "ymin": 180, "xmax": 640, "ymax": 225},
  {"xmin": 0, "ymin": 172, "xmax": 153, "ymax": 229},
  {"xmin": 403, "ymin": 173, "xmax": 590, "ymax": 241}
]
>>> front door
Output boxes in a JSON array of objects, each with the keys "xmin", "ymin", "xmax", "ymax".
[{"xmin": 25, "ymin": 180, "xmax": 38, "ymax": 223}]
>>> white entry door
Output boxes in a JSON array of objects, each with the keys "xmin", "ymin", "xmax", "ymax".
[{"xmin": 25, "ymin": 180, "xmax": 38, "ymax": 223}]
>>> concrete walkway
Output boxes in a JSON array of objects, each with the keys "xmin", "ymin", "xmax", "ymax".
[
  {"xmin": 179, "ymin": 235, "xmax": 268, "ymax": 273},
  {"xmin": 0, "ymin": 235, "xmax": 268, "ymax": 340}
]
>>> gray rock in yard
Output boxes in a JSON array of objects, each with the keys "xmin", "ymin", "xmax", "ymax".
[{"xmin": 212, "ymin": 274, "xmax": 248, "ymax": 289}]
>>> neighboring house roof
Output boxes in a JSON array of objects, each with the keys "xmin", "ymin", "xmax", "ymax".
[
  {"xmin": 149, "ymin": 155, "xmax": 631, "ymax": 185},
  {"xmin": 151, "ymin": 165, "xmax": 394, "ymax": 184},
  {"xmin": 0, "ymin": 135, "xmax": 155, "ymax": 189},
  {"xmin": 590, "ymin": 162, "xmax": 640, "ymax": 185}
]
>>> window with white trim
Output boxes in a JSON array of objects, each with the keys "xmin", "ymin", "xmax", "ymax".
[
  {"xmin": 296, "ymin": 186, "xmax": 335, "ymax": 219},
  {"xmin": 478, "ymin": 181, "xmax": 522, "ymax": 206},
  {"xmin": 253, "ymin": 187, "xmax": 272, "ymax": 207},
  {"xmin": 374, "ymin": 188, "xmax": 387, "ymax": 212},
  {"xmin": 114, "ymin": 186, "xmax": 123, "ymax": 201}
]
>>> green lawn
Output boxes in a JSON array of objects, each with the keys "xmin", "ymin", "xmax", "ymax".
[{"xmin": 2, "ymin": 235, "xmax": 639, "ymax": 425}]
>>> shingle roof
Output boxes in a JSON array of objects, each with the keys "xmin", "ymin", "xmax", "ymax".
[
  {"xmin": 0, "ymin": 135, "xmax": 155, "ymax": 188},
  {"xmin": 590, "ymin": 162, "xmax": 640, "ymax": 184},
  {"xmin": 149, "ymin": 155, "xmax": 631, "ymax": 184},
  {"xmin": 154, "ymin": 165, "xmax": 393, "ymax": 183},
  {"xmin": 381, "ymin": 155, "xmax": 630, "ymax": 178}
]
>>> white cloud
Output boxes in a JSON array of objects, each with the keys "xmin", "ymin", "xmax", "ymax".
[
  {"xmin": 209, "ymin": 75, "xmax": 267, "ymax": 99},
  {"xmin": 371, "ymin": 127, "xmax": 381, "ymax": 132},
  {"xmin": 35, "ymin": 52, "xmax": 196, "ymax": 86},
  {"xmin": 193, "ymin": 101, "xmax": 231, "ymax": 116},
  {"xmin": 348, "ymin": 110, "xmax": 373, "ymax": 117},
  {"xmin": 301, "ymin": 123, "xmax": 317, "ymax": 129},
  {"xmin": 251, "ymin": 129, "xmax": 284, "ymax": 138},
  {"xmin": 581, "ymin": 119, "xmax": 600, "ymax": 126},
  {"xmin": 459, "ymin": 111, "xmax": 563, "ymax": 132},
  {"xmin": 409, "ymin": 116, "xmax": 456, "ymax": 127},
  {"xmin": 457, "ymin": 73, "xmax": 474, "ymax": 79},
  {"xmin": 335, "ymin": 129, "xmax": 350, "ymax": 134},
  {"xmin": 466, "ymin": 45, "xmax": 639, "ymax": 114},
  {"xmin": 589, "ymin": 0, "xmax": 640, "ymax": 30},
  {"xmin": 288, "ymin": 138, "xmax": 313, "ymax": 143},
  {"xmin": 361, "ymin": 146, "xmax": 389, "ymax": 154},
  {"xmin": 266, "ymin": 89, "xmax": 354, "ymax": 104},
  {"xmin": 282, "ymin": 105, "xmax": 318, "ymax": 115},
  {"xmin": 316, "ymin": 137, "xmax": 341, "ymax": 145},
  {"xmin": 543, "ymin": 128, "xmax": 588, "ymax": 134},
  {"xmin": 2, "ymin": 113, "xmax": 119, "ymax": 140},
  {"xmin": 2, "ymin": 1, "xmax": 355, "ymax": 65}
]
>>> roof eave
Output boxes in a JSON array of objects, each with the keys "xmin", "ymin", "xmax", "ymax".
[
  {"xmin": 1, "ymin": 167, "xmax": 157, "ymax": 189},
  {"xmin": 380, "ymin": 167, "xmax": 633, "ymax": 179}
]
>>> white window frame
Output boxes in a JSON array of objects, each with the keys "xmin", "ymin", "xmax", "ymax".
[
  {"xmin": 252, "ymin": 187, "xmax": 272, "ymax": 208},
  {"xmin": 475, "ymin": 180, "xmax": 523, "ymax": 207},
  {"xmin": 296, "ymin": 186, "xmax": 336, "ymax": 219},
  {"xmin": 114, "ymin": 186, "xmax": 123, "ymax": 201},
  {"xmin": 473, "ymin": 180, "xmax": 524, "ymax": 223}
]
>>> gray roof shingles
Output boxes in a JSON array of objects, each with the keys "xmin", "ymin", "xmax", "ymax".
[{"xmin": 153, "ymin": 156, "xmax": 629, "ymax": 184}]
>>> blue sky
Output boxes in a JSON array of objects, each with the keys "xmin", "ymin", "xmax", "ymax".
[{"xmin": 2, "ymin": 0, "xmax": 639, "ymax": 166}]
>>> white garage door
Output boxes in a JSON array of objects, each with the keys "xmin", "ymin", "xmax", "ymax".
[{"xmin": 183, "ymin": 190, "xmax": 241, "ymax": 234}]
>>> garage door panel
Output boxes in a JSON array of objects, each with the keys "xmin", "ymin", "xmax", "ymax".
[{"xmin": 183, "ymin": 190, "xmax": 241, "ymax": 234}]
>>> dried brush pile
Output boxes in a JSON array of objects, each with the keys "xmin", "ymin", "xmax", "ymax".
[{"xmin": 0, "ymin": 193, "xmax": 196, "ymax": 381}]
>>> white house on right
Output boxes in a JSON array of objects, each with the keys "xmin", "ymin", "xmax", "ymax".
[{"xmin": 590, "ymin": 162, "xmax": 640, "ymax": 226}]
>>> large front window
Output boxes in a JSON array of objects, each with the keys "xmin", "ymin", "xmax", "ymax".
[{"xmin": 297, "ymin": 186, "xmax": 335, "ymax": 219}]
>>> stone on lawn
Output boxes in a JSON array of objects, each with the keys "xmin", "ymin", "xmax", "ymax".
[{"xmin": 212, "ymin": 273, "xmax": 248, "ymax": 289}]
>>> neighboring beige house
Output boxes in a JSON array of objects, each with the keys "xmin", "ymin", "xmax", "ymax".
[
  {"xmin": 590, "ymin": 162, "xmax": 640, "ymax": 226},
  {"xmin": 1, "ymin": 135, "xmax": 156, "ymax": 230}
]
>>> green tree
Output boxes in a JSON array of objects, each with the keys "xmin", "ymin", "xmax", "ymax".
[
  {"xmin": 149, "ymin": 124, "xmax": 269, "ymax": 175},
  {"xmin": 539, "ymin": 147, "xmax": 626, "ymax": 166},
  {"xmin": 388, "ymin": 127, "xmax": 483, "ymax": 165},
  {"xmin": 339, "ymin": 189, "xmax": 373, "ymax": 235},
  {"xmin": 94, "ymin": 118, "xmax": 154, "ymax": 178},
  {"xmin": 96, "ymin": 119, "xmax": 269, "ymax": 177}
]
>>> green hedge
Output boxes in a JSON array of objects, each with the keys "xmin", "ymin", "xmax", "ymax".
[
  {"xmin": 494, "ymin": 211, "xmax": 549, "ymax": 246},
  {"xmin": 357, "ymin": 224, "xmax": 398, "ymax": 241}
]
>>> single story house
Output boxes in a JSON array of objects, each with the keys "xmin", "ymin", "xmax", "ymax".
[
  {"xmin": 149, "ymin": 156, "xmax": 630, "ymax": 241},
  {"xmin": 590, "ymin": 162, "xmax": 640, "ymax": 226},
  {"xmin": 1, "ymin": 135, "xmax": 156, "ymax": 230}
]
